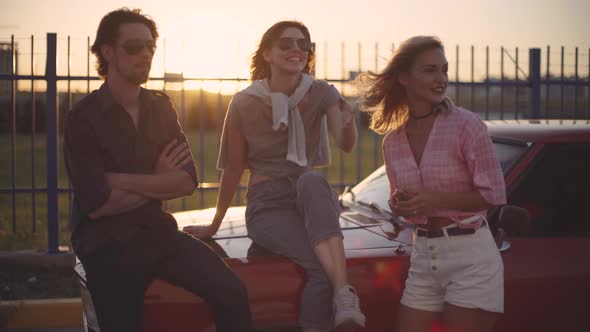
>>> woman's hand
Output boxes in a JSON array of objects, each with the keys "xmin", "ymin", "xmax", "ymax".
[
  {"xmin": 183, "ymin": 224, "xmax": 219, "ymax": 239},
  {"xmin": 155, "ymin": 139, "xmax": 192, "ymax": 173},
  {"xmin": 105, "ymin": 172, "xmax": 119, "ymax": 187},
  {"xmin": 326, "ymin": 99, "xmax": 357, "ymax": 152},
  {"xmin": 340, "ymin": 99, "xmax": 356, "ymax": 128},
  {"xmin": 391, "ymin": 189, "xmax": 438, "ymax": 217}
]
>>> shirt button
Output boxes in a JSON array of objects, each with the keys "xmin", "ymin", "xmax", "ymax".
[
  {"xmin": 431, "ymin": 255, "xmax": 436, "ymax": 260},
  {"xmin": 432, "ymin": 266, "xmax": 438, "ymax": 271},
  {"xmin": 429, "ymin": 245, "xmax": 435, "ymax": 250}
]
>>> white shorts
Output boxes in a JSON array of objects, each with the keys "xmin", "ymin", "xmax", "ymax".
[{"xmin": 400, "ymin": 223, "xmax": 504, "ymax": 313}]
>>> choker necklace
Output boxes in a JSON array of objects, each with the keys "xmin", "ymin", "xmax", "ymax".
[{"xmin": 409, "ymin": 110, "xmax": 435, "ymax": 120}]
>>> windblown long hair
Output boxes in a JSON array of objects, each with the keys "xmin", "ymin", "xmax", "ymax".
[{"xmin": 358, "ymin": 36, "xmax": 452, "ymax": 134}]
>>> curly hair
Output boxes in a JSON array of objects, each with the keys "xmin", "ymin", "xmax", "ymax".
[
  {"xmin": 250, "ymin": 21, "xmax": 315, "ymax": 81},
  {"xmin": 358, "ymin": 36, "xmax": 450, "ymax": 134},
  {"xmin": 90, "ymin": 8, "xmax": 158, "ymax": 78}
]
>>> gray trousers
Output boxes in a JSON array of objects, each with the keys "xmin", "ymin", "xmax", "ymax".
[{"xmin": 245, "ymin": 172, "xmax": 343, "ymax": 330}]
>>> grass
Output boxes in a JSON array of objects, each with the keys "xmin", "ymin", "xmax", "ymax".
[
  {"xmin": 0, "ymin": 128, "xmax": 385, "ymax": 251},
  {"xmin": 2, "ymin": 87, "xmax": 588, "ymax": 251}
]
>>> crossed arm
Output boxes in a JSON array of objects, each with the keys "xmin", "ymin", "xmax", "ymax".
[
  {"xmin": 87, "ymin": 189, "xmax": 150, "ymax": 220},
  {"xmin": 88, "ymin": 140, "xmax": 196, "ymax": 220}
]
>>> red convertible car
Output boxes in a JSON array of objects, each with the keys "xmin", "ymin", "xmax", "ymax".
[{"xmin": 77, "ymin": 119, "xmax": 590, "ymax": 332}]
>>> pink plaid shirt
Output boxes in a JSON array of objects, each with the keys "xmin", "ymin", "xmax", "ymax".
[{"xmin": 382, "ymin": 106, "xmax": 506, "ymax": 228}]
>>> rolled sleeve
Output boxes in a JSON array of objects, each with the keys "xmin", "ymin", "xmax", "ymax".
[
  {"xmin": 63, "ymin": 112, "xmax": 111, "ymax": 216},
  {"xmin": 461, "ymin": 117, "xmax": 507, "ymax": 206},
  {"xmin": 321, "ymin": 82, "xmax": 343, "ymax": 111},
  {"xmin": 165, "ymin": 100, "xmax": 199, "ymax": 187}
]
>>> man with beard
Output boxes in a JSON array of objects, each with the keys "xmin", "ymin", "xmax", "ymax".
[{"xmin": 63, "ymin": 8, "xmax": 252, "ymax": 332}]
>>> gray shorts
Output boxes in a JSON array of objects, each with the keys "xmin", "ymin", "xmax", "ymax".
[{"xmin": 245, "ymin": 172, "xmax": 342, "ymax": 329}]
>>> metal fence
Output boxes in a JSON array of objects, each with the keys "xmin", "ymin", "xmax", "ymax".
[{"xmin": 1, "ymin": 33, "xmax": 589, "ymax": 253}]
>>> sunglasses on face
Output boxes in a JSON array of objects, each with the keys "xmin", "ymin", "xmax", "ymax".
[
  {"xmin": 275, "ymin": 37, "xmax": 312, "ymax": 52},
  {"xmin": 119, "ymin": 39, "xmax": 157, "ymax": 55}
]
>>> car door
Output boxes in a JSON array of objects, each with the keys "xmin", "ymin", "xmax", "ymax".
[{"xmin": 495, "ymin": 143, "xmax": 590, "ymax": 332}]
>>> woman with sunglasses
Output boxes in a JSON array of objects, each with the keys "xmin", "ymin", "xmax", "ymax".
[
  {"xmin": 359, "ymin": 36, "xmax": 506, "ymax": 332},
  {"xmin": 184, "ymin": 21, "xmax": 365, "ymax": 331}
]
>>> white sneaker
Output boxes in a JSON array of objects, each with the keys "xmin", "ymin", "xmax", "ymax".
[{"xmin": 333, "ymin": 285, "xmax": 366, "ymax": 328}]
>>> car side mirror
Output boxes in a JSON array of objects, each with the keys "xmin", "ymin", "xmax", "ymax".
[{"xmin": 495, "ymin": 205, "xmax": 532, "ymax": 251}]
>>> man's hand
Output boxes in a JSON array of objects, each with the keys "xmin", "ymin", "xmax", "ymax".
[
  {"xmin": 155, "ymin": 139, "xmax": 193, "ymax": 173},
  {"xmin": 183, "ymin": 224, "xmax": 219, "ymax": 239}
]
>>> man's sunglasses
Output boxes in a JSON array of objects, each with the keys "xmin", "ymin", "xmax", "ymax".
[
  {"xmin": 275, "ymin": 37, "xmax": 312, "ymax": 52},
  {"xmin": 119, "ymin": 39, "xmax": 157, "ymax": 55}
]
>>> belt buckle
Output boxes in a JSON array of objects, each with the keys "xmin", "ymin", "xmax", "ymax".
[
  {"xmin": 446, "ymin": 226, "xmax": 476, "ymax": 237},
  {"xmin": 416, "ymin": 228, "xmax": 444, "ymax": 238}
]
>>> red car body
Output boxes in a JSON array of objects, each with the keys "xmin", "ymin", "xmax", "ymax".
[{"xmin": 77, "ymin": 120, "xmax": 590, "ymax": 332}]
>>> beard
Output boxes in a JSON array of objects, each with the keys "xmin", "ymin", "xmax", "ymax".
[
  {"xmin": 113, "ymin": 61, "xmax": 151, "ymax": 85},
  {"xmin": 126, "ymin": 65, "xmax": 151, "ymax": 85}
]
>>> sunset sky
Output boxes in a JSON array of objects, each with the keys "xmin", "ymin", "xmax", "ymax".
[{"xmin": 1, "ymin": 0, "xmax": 589, "ymax": 90}]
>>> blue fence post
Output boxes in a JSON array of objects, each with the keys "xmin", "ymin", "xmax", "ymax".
[
  {"xmin": 528, "ymin": 48, "xmax": 541, "ymax": 119},
  {"xmin": 46, "ymin": 33, "xmax": 59, "ymax": 253}
]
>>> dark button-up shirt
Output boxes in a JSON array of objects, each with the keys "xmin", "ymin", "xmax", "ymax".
[{"xmin": 63, "ymin": 83, "xmax": 198, "ymax": 257}]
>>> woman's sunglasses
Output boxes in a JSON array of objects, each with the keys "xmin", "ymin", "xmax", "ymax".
[
  {"xmin": 119, "ymin": 39, "xmax": 157, "ymax": 55},
  {"xmin": 275, "ymin": 37, "xmax": 312, "ymax": 52}
]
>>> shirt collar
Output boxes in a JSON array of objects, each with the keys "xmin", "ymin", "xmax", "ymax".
[{"xmin": 98, "ymin": 82, "xmax": 154, "ymax": 113}]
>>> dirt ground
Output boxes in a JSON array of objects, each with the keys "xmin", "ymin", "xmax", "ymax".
[{"xmin": 0, "ymin": 251, "xmax": 80, "ymax": 300}]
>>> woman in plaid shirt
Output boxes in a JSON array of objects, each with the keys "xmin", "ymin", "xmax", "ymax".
[{"xmin": 359, "ymin": 36, "xmax": 506, "ymax": 332}]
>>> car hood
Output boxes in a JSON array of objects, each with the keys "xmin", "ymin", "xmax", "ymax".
[
  {"xmin": 76, "ymin": 207, "xmax": 413, "ymax": 285},
  {"xmin": 173, "ymin": 206, "xmax": 413, "ymax": 259}
]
